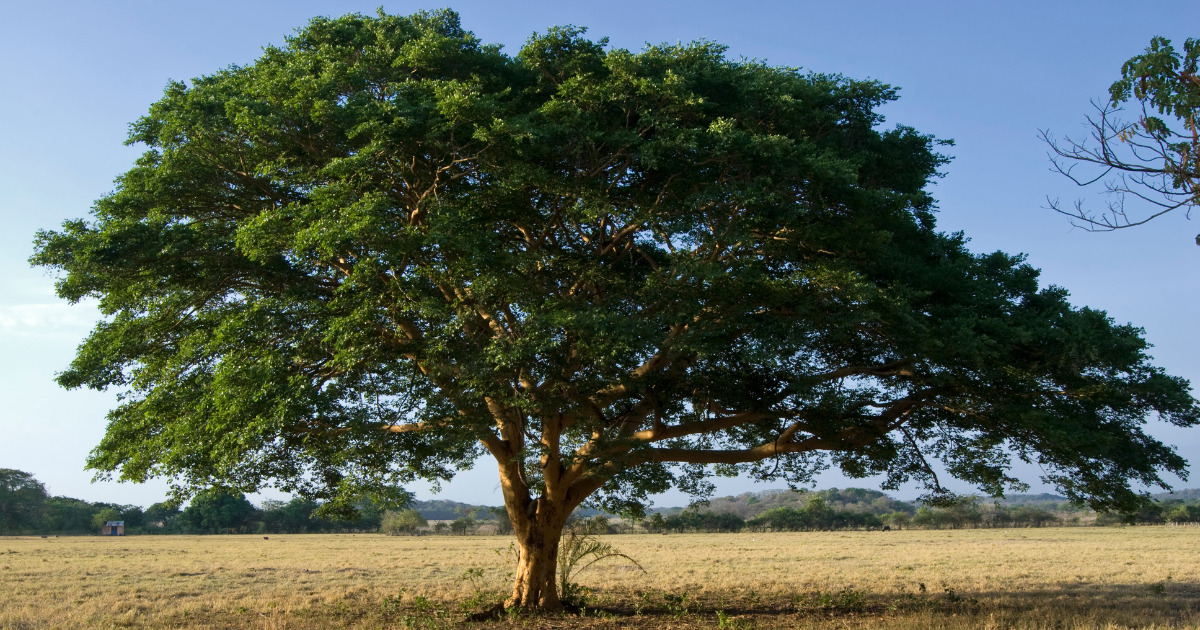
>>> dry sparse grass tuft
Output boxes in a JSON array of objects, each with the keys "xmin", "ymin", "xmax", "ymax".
[{"xmin": 1, "ymin": 527, "xmax": 1197, "ymax": 628}]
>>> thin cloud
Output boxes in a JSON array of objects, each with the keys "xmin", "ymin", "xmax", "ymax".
[{"xmin": 0, "ymin": 302, "xmax": 101, "ymax": 339}]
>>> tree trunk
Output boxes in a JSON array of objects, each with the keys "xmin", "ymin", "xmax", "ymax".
[
  {"xmin": 487, "ymin": 414, "xmax": 585, "ymax": 613},
  {"xmin": 507, "ymin": 510, "xmax": 566, "ymax": 611}
]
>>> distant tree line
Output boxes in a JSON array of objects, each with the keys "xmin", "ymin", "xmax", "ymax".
[
  {"xmin": 7, "ymin": 468, "xmax": 1200, "ymax": 536},
  {"xmin": 642, "ymin": 489, "xmax": 1200, "ymax": 533},
  {"xmin": 1093, "ymin": 500, "xmax": 1200, "ymax": 526},
  {"xmin": 380, "ymin": 508, "xmax": 513, "ymax": 536},
  {"xmin": 0, "ymin": 469, "xmax": 385, "ymax": 535},
  {"xmin": 0, "ymin": 468, "xmax": 515, "ymax": 536},
  {"xmin": 686, "ymin": 487, "xmax": 913, "ymax": 520},
  {"xmin": 892, "ymin": 496, "xmax": 1200, "ymax": 529},
  {"xmin": 900, "ymin": 496, "xmax": 1064, "ymax": 530}
]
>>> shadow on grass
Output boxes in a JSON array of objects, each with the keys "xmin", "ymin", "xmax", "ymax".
[
  {"xmin": 148, "ymin": 581, "xmax": 1200, "ymax": 629},
  {"xmin": 493, "ymin": 580, "xmax": 1200, "ymax": 628}
]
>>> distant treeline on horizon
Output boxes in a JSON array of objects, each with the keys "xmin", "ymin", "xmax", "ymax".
[{"xmin": 3, "ymin": 468, "xmax": 1200, "ymax": 536}]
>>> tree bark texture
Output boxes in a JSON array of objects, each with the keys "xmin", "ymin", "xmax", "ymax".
[{"xmin": 508, "ymin": 516, "xmax": 565, "ymax": 611}]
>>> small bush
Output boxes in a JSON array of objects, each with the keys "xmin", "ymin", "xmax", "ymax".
[
  {"xmin": 558, "ymin": 518, "xmax": 645, "ymax": 606},
  {"xmin": 380, "ymin": 509, "xmax": 427, "ymax": 536}
]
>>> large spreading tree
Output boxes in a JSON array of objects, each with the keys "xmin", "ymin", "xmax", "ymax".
[{"xmin": 33, "ymin": 11, "xmax": 1200, "ymax": 610}]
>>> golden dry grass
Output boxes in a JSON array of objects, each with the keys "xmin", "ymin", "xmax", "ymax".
[{"xmin": 2, "ymin": 527, "xmax": 1199, "ymax": 629}]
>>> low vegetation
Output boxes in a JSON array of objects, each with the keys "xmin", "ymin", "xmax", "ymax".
[
  {"xmin": 0, "ymin": 469, "xmax": 501, "ymax": 536},
  {"xmin": 379, "ymin": 510, "xmax": 428, "ymax": 536},
  {"xmin": 557, "ymin": 517, "xmax": 646, "ymax": 606},
  {"xmin": 2, "ymin": 528, "xmax": 1198, "ymax": 628},
  {"xmin": 9, "ymin": 467, "xmax": 1200, "ymax": 539},
  {"xmin": 648, "ymin": 488, "xmax": 1200, "ymax": 534}
]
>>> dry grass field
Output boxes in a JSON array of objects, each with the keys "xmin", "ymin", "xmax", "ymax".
[{"xmin": 2, "ymin": 527, "xmax": 1199, "ymax": 629}]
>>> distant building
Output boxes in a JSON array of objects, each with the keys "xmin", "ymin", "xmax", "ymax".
[{"xmin": 101, "ymin": 521, "xmax": 125, "ymax": 536}]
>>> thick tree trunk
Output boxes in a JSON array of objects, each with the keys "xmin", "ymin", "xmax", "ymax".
[
  {"xmin": 486, "ymin": 410, "xmax": 586, "ymax": 613},
  {"xmin": 508, "ymin": 516, "xmax": 565, "ymax": 611}
]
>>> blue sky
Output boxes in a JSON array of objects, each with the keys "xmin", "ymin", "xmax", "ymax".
[{"xmin": 2, "ymin": 1, "xmax": 1198, "ymax": 508}]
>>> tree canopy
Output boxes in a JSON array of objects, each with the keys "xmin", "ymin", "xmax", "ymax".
[
  {"xmin": 32, "ymin": 10, "xmax": 1199, "ymax": 609},
  {"xmin": 0, "ymin": 468, "xmax": 49, "ymax": 534},
  {"xmin": 1043, "ymin": 36, "xmax": 1200, "ymax": 243},
  {"xmin": 177, "ymin": 488, "xmax": 257, "ymax": 534}
]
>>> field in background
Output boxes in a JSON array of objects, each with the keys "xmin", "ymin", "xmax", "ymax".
[{"xmin": 2, "ymin": 527, "xmax": 1198, "ymax": 629}]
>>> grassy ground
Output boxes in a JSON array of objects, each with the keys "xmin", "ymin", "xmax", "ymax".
[{"xmin": 2, "ymin": 527, "xmax": 1198, "ymax": 629}]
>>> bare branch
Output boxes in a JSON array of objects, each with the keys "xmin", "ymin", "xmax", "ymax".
[{"xmin": 1043, "ymin": 99, "xmax": 1200, "ymax": 234}]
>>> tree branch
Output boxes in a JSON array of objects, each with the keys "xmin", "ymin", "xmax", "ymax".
[{"xmin": 640, "ymin": 435, "xmax": 826, "ymax": 465}]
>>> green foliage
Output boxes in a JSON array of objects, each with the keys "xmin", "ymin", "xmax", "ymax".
[
  {"xmin": 1166, "ymin": 502, "xmax": 1200, "ymax": 523},
  {"xmin": 456, "ymin": 566, "xmax": 502, "ymax": 615},
  {"xmin": 715, "ymin": 609, "xmax": 754, "ymax": 630},
  {"xmin": 259, "ymin": 498, "xmax": 317, "ymax": 533},
  {"xmin": 1008, "ymin": 505, "xmax": 1059, "ymax": 527},
  {"xmin": 29, "ymin": 8, "xmax": 1200, "ymax": 567},
  {"xmin": 0, "ymin": 469, "xmax": 48, "ymax": 534},
  {"xmin": 381, "ymin": 508, "xmax": 428, "ymax": 535},
  {"xmin": 662, "ymin": 592, "xmax": 691, "ymax": 619},
  {"xmin": 411, "ymin": 499, "xmax": 489, "ymax": 521},
  {"xmin": 91, "ymin": 507, "xmax": 121, "ymax": 531},
  {"xmin": 487, "ymin": 506, "xmax": 514, "ymax": 535},
  {"xmin": 1109, "ymin": 37, "xmax": 1200, "ymax": 141},
  {"xmin": 902, "ymin": 496, "xmax": 1065, "ymax": 529},
  {"xmin": 662, "ymin": 510, "xmax": 746, "ymax": 533},
  {"xmin": 1046, "ymin": 36, "xmax": 1200, "ymax": 237},
  {"xmin": 43, "ymin": 496, "xmax": 103, "ymax": 533},
  {"xmin": 558, "ymin": 518, "xmax": 645, "ymax": 606},
  {"xmin": 795, "ymin": 587, "xmax": 871, "ymax": 613},
  {"xmin": 144, "ymin": 501, "xmax": 181, "ymax": 531},
  {"xmin": 12, "ymin": 464, "xmax": 1200, "ymax": 536},
  {"xmin": 449, "ymin": 514, "xmax": 477, "ymax": 535},
  {"xmin": 0, "ymin": 468, "xmax": 432, "ymax": 535},
  {"xmin": 178, "ymin": 488, "xmax": 257, "ymax": 534},
  {"xmin": 380, "ymin": 590, "xmax": 405, "ymax": 616},
  {"xmin": 1110, "ymin": 37, "xmax": 1200, "ymax": 230},
  {"xmin": 669, "ymin": 487, "xmax": 915, "ymax": 522},
  {"xmin": 746, "ymin": 496, "xmax": 882, "ymax": 531}
]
